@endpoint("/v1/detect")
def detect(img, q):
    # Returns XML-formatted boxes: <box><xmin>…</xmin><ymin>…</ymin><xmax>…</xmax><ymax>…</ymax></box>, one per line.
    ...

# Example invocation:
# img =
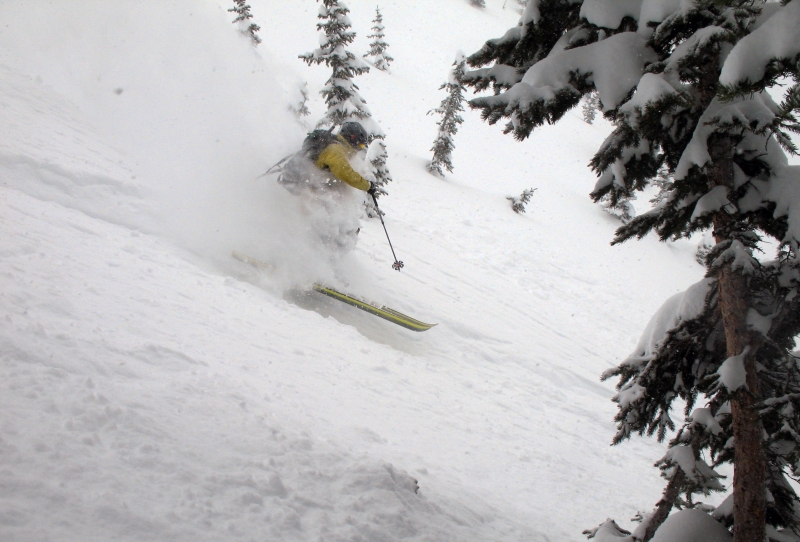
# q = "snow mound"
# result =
<box><xmin>720</xmin><ymin>0</ymin><xmax>800</xmax><ymax>88</ymax></box>
<box><xmin>619</xmin><ymin>278</ymin><xmax>714</xmax><ymax>366</ymax></box>
<box><xmin>651</xmin><ymin>509</ymin><xmax>731</xmax><ymax>542</ymax></box>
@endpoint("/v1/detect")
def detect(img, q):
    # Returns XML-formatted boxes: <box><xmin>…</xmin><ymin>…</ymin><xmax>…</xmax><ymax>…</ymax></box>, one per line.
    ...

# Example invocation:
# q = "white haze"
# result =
<box><xmin>0</xmin><ymin>0</ymin><xmax>356</xmax><ymax>291</ymax></box>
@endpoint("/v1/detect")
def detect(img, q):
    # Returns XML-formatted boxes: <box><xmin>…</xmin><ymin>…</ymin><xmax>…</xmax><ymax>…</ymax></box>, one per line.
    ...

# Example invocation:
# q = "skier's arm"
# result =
<box><xmin>316</xmin><ymin>144</ymin><xmax>371</xmax><ymax>191</ymax></box>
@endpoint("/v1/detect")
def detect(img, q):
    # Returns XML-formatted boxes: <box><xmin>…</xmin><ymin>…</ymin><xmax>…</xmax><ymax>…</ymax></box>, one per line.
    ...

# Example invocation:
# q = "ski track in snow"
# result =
<box><xmin>0</xmin><ymin>1</ymin><xmax>712</xmax><ymax>541</ymax></box>
<box><xmin>2</xmin><ymin>187</ymin><xmax>518</xmax><ymax>542</ymax></box>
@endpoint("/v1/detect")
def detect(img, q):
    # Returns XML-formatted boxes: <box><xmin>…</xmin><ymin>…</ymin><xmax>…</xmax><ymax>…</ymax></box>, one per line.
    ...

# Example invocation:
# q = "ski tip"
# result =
<box><xmin>231</xmin><ymin>251</ymin><xmax>276</xmax><ymax>273</ymax></box>
<box><xmin>312</xmin><ymin>284</ymin><xmax>436</xmax><ymax>332</ymax></box>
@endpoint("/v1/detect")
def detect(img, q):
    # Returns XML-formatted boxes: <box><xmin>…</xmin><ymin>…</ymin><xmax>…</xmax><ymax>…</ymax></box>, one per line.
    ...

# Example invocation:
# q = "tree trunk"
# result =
<box><xmin>642</xmin><ymin>462</ymin><xmax>686</xmax><ymax>542</ymax></box>
<box><xmin>642</xmin><ymin>431</ymin><xmax>707</xmax><ymax>542</ymax></box>
<box><xmin>718</xmin><ymin>268</ymin><xmax>766</xmax><ymax>542</ymax></box>
<box><xmin>709</xmin><ymin>133</ymin><xmax>767</xmax><ymax>542</ymax></box>
<box><xmin>718</xmin><ymin>272</ymin><xmax>766</xmax><ymax>542</ymax></box>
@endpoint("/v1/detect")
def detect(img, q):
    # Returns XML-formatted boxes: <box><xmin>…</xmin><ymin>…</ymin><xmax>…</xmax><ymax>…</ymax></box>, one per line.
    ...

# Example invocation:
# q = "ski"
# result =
<box><xmin>311</xmin><ymin>284</ymin><xmax>436</xmax><ymax>332</ymax></box>
<box><xmin>232</xmin><ymin>251</ymin><xmax>436</xmax><ymax>332</ymax></box>
<box><xmin>232</xmin><ymin>250</ymin><xmax>276</xmax><ymax>272</ymax></box>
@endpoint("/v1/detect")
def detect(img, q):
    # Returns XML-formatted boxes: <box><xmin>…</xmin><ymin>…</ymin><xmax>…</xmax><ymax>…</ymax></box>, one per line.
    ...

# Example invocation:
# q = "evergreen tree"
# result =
<box><xmin>300</xmin><ymin>0</ymin><xmax>392</xmax><ymax>191</ymax></box>
<box><xmin>364</xmin><ymin>7</ymin><xmax>393</xmax><ymax>71</ymax></box>
<box><xmin>299</xmin><ymin>0</ymin><xmax>371</xmax><ymax>127</ymax></box>
<box><xmin>581</xmin><ymin>90</ymin><xmax>599</xmax><ymax>124</ymax></box>
<box><xmin>465</xmin><ymin>1</ymin><xmax>800</xmax><ymax>541</ymax></box>
<box><xmin>427</xmin><ymin>53</ymin><xmax>467</xmax><ymax>177</ymax></box>
<box><xmin>228</xmin><ymin>0</ymin><xmax>261</xmax><ymax>47</ymax></box>
<box><xmin>598</xmin><ymin>191</ymin><xmax>634</xmax><ymax>223</ymax></box>
<box><xmin>288</xmin><ymin>81</ymin><xmax>311</xmax><ymax>127</ymax></box>
<box><xmin>507</xmin><ymin>188</ymin><xmax>537</xmax><ymax>214</ymax></box>
<box><xmin>368</xmin><ymin>139</ymin><xmax>392</xmax><ymax>190</ymax></box>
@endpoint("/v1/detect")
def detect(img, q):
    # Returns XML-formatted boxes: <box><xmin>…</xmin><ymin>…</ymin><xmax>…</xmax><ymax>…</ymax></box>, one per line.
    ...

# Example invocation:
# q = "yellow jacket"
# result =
<box><xmin>315</xmin><ymin>135</ymin><xmax>371</xmax><ymax>191</ymax></box>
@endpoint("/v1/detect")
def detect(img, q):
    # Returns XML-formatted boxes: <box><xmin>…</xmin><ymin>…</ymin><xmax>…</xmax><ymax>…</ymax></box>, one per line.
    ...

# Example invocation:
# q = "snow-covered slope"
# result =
<box><xmin>1</xmin><ymin>1</ymin><xmax>708</xmax><ymax>541</ymax></box>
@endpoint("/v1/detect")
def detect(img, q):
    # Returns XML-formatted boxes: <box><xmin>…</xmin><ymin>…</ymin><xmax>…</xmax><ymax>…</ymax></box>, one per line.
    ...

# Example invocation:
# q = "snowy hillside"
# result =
<box><xmin>0</xmin><ymin>1</ymin><xmax>721</xmax><ymax>541</ymax></box>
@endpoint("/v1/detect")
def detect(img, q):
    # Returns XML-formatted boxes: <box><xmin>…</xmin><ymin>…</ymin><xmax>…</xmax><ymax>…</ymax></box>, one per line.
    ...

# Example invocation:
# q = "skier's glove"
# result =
<box><xmin>367</xmin><ymin>182</ymin><xmax>378</xmax><ymax>197</ymax></box>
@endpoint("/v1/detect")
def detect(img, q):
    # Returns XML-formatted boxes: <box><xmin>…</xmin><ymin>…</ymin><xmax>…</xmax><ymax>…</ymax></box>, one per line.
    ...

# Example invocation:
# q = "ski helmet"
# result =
<box><xmin>340</xmin><ymin>122</ymin><xmax>369</xmax><ymax>149</ymax></box>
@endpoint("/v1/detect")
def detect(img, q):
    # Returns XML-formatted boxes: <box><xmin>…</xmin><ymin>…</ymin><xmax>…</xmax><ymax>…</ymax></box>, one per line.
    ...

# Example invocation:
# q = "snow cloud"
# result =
<box><xmin>0</xmin><ymin>0</ymin><xmax>341</xmax><ymax>289</ymax></box>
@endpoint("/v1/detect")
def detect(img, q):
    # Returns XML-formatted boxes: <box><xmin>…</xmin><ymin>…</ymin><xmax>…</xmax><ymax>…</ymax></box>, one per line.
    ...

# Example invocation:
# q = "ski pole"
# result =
<box><xmin>371</xmin><ymin>193</ymin><xmax>404</xmax><ymax>271</ymax></box>
<box><xmin>258</xmin><ymin>153</ymin><xmax>293</xmax><ymax>178</ymax></box>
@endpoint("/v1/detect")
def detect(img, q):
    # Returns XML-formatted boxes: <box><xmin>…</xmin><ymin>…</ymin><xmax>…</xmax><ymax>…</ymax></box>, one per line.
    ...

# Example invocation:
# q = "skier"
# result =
<box><xmin>315</xmin><ymin>122</ymin><xmax>376</xmax><ymax>194</ymax></box>
<box><xmin>276</xmin><ymin>122</ymin><xmax>377</xmax><ymax>254</ymax></box>
<box><xmin>276</xmin><ymin>121</ymin><xmax>378</xmax><ymax>195</ymax></box>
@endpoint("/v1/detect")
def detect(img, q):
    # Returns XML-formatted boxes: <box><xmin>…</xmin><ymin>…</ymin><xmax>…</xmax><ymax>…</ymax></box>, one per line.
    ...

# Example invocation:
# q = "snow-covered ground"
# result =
<box><xmin>0</xmin><ymin>1</ymin><xmax>717</xmax><ymax>540</ymax></box>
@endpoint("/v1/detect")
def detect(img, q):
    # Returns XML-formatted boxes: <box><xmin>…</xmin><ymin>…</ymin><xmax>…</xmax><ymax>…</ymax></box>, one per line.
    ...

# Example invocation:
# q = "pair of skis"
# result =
<box><xmin>231</xmin><ymin>251</ymin><xmax>436</xmax><ymax>332</ymax></box>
